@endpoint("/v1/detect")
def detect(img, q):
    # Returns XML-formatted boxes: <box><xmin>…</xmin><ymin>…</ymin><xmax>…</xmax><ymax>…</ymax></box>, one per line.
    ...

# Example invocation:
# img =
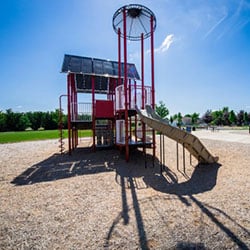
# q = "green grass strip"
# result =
<box><xmin>0</xmin><ymin>130</ymin><xmax>92</xmax><ymax>144</ymax></box>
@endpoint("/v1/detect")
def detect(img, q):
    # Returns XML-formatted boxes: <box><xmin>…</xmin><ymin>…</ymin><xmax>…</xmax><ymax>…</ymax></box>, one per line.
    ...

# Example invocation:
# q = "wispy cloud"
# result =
<box><xmin>154</xmin><ymin>34</ymin><xmax>174</xmax><ymax>53</ymax></box>
<box><xmin>216</xmin><ymin>0</ymin><xmax>249</xmax><ymax>40</ymax></box>
<box><xmin>203</xmin><ymin>13</ymin><xmax>228</xmax><ymax>39</ymax></box>
<box><xmin>129</xmin><ymin>34</ymin><xmax>174</xmax><ymax>61</ymax></box>
<box><xmin>234</xmin><ymin>0</ymin><xmax>244</xmax><ymax>17</ymax></box>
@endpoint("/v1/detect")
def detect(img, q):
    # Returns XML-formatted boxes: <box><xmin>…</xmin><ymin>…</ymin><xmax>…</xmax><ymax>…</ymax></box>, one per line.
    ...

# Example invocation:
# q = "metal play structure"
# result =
<box><xmin>59</xmin><ymin>4</ymin><xmax>157</xmax><ymax>162</ymax></box>
<box><xmin>59</xmin><ymin>4</ymin><xmax>218</xmax><ymax>165</ymax></box>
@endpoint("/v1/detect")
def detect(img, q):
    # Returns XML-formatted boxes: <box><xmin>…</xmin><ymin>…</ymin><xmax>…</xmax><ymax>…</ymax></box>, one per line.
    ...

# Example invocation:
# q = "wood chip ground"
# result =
<box><xmin>0</xmin><ymin>130</ymin><xmax>250</xmax><ymax>249</ymax></box>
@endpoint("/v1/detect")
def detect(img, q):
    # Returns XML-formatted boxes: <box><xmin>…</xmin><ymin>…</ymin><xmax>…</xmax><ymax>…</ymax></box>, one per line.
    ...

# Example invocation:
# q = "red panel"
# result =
<box><xmin>95</xmin><ymin>100</ymin><xmax>114</xmax><ymax>118</ymax></box>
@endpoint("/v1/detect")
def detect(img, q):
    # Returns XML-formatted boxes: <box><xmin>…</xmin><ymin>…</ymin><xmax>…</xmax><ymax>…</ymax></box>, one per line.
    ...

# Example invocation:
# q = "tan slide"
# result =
<box><xmin>136</xmin><ymin>105</ymin><xmax>219</xmax><ymax>164</ymax></box>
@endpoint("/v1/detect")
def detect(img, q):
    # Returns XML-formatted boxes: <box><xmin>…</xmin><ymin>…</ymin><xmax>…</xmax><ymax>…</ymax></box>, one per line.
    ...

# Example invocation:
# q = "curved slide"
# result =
<box><xmin>136</xmin><ymin>105</ymin><xmax>219</xmax><ymax>164</ymax></box>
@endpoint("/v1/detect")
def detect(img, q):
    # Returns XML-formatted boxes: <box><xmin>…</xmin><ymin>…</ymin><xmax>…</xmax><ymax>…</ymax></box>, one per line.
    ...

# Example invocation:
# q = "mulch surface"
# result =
<box><xmin>0</xmin><ymin>136</ymin><xmax>249</xmax><ymax>249</ymax></box>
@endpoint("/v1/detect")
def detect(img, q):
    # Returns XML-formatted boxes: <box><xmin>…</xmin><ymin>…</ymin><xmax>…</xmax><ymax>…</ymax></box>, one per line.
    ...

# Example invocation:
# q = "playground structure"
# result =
<box><xmin>59</xmin><ymin>4</ymin><xmax>218</xmax><ymax>164</ymax></box>
<box><xmin>59</xmin><ymin>4</ymin><xmax>157</xmax><ymax>162</ymax></box>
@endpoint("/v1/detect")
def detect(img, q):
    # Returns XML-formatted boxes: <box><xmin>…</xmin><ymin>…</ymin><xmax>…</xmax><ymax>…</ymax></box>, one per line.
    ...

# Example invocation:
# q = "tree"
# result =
<box><xmin>27</xmin><ymin>112</ymin><xmax>43</xmax><ymax>130</ymax></box>
<box><xmin>237</xmin><ymin>110</ymin><xmax>244</xmax><ymax>126</ymax></box>
<box><xmin>177</xmin><ymin>112</ymin><xmax>182</xmax><ymax>127</ymax></box>
<box><xmin>5</xmin><ymin>109</ymin><xmax>19</xmax><ymax>131</ymax></box>
<box><xmin>244</xmin><ymin>112</ymin><xmax>249</xmax><ymax>125</ymax></box>
<box><xmin>16</xmin><ymin>113</ymin><xmax>31</xmax><ymax>131</ymax></box>
<box><xmin>42</xmin><ymin>110</ymin><xmax>59</xmax><ymax>130</ymax></box>
<box><xmin>201</xmin><ymin>110</ymin><xmax>213</xmax><ymax>124</ymax></box>
<box><xmin>211</xmin><ymin>110</ymin><xmax>223</xmax><ymax>125</ymax></box>
<box><xmin>0</xmin><ymin>111</ymin><xmax>7</xmax><ymax>132</ymax></box>
<box><xmin>247</xmin><ymin>113</ymin><xmax>250</xmax><ymax>125</ymax></box>
<box><xmin>170</xmin><ymin>116</ymin><xmax>173</xmax><ymax>124</ymax></box>
<box><xmin>222</xmin><ymin>107</ymin><xmax>230</xmax><ymax>126</ymax></box>
<box><xmin>4</xmin><ymin>109</ymin><xmax>30</xmax><ymax>131</ymax></box>
<box><xmin>229</xmin><ymin>110</ymin><xmax>237</xmax><ymax>125</ymax></box>
<box><xmin>155</xmin><ymin>101</ymin><xmax>169</xmax><ymax>120</ymax></box>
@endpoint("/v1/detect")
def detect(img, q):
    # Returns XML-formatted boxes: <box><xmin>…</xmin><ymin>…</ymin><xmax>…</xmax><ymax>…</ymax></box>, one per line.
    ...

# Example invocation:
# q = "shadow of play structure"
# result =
<box><xmin>59</xmin><ymin>3</ymin><xmax>218</xmax><ymax>166</ymax></box>
<box><xmin>11</xmin><ymin>137</ymin><xmax>248</xmax><ymax>248</ymax></box>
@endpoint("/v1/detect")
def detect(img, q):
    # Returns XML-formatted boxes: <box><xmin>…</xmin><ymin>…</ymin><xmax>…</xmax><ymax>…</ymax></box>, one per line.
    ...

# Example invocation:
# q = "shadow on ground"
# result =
<box><xmin>11</xmin><ymin>147</ymin><xmax>118</xmax><ymax>185</ymax></box>
<box><xmin>11</xmin><ymin>146</ymin><xmax>250</xmax><ymax>249</ymax></box>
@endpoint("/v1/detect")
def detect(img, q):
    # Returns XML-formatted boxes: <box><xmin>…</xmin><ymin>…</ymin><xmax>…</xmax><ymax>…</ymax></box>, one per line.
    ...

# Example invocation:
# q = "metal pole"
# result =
<box><xmin>123</xmin><ymin>8</ymin><xmax>129</xmax><ymax>162</ymax></box>
<box><xmin>59</xmin><ymin>94</ymin><xmax>67</xmax><ymax>154</ymax></box>
<box><xmin>160</xmin><ymin>133</ymin><xmax>162</xmax><ymax>172</ymax></box>
<box><xmin>67</xmin><ymin>74</ymin><xmax>72</xmax><ymax>155</ymax></box>
<box><xmin>163</xmin><ymin>135</ymin><xmax>165</xmax><ymax>168</ymax></box>
<box><xmin>71</xmin><ymin>75</ymin><xmax>75</xmax><ymax>150</ymax></box>
<box><xmin>150</xmin><ymin>15</ymin><xmax>156</xmax><ymax>164</ymax></box>
<box><xmin>183</xmin><ymin>143</ymin><xmax>186</xmax><ymax>173</ymax></box>
<box><xmin>176</xmin><ymin>142</ymin><xmax>179</xmax><ymax>171</ymax></box>
<box><xmin>92</xmin><ymin>75</ymin><xmax>96</xmax><ymax>151</ymax></box>
<box><xmin>74</xmin><ymin>80</ymin><xmax>78</xmax><ymax>146</ymax></box>
<box><xmin>134</xmin><ymin>80</ymin><xmax>137</xmax><ymax>143</ymax></box>
<box><xmin>141</xmin><ymin>33</ymin><xmax>145</xmax><ymax>109</ymax></box>
<box><xmin>118</xmin><ymin>28</ymin><xmax>121</xmax><ymax>86</ymax></box>
<box><xmin>141</xmin><ymin>32</ymin><xmax>147</xmax><ymax>159</ymax></box>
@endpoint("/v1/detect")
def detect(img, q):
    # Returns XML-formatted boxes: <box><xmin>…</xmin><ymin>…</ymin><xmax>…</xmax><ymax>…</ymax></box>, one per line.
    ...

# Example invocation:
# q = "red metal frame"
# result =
<box><xmin>92</xmin><ymin>75</ymin><xmax>96</xmax><ymax>151</ymax></box>
<box><xmin>123</xmin><ymin>8</ymin><xmax>129</xmax><ymax>162</ymax></box>
<box><xmin>141</xmin><ymin>33</ymin><xmax>146</xmax><ymax>156</ymax></box>
<box><xmin>67</xmin><ymin>74</ymin><xmax>72</xmax><ymax>155</ymax></box>
<box><xmin>118</xmin><ymin>28</ymin><xmax>121</xmax><ymax>86</ymax></box>
<box><xmin>64</xmin><ymin>6</ymin><xmax>156</xmax><ymax>163</ymax></box>
<box><xmin>71</xmin><ymin>74</ymin><xmax>77</xmax><ymax>150</ymax></box>
<box><xmin>150</xmin><ymin>15</ymin><xmax>156</xmax><ymax>161</ymax></box>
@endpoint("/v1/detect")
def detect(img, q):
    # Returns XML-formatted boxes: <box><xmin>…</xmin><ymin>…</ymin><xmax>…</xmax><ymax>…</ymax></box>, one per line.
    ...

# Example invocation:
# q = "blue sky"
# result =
<box><xmin>0</xmin><ymin>0</ymin><xmax>250</xmax><ymax>116</ymax></box>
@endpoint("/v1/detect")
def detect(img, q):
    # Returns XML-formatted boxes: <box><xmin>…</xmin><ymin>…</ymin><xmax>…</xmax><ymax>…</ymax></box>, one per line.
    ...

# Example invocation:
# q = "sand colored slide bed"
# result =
<box><xmin>136</xmin><ymin>105</ymin><xmax>219</xmax><ymax>164</ymax></box>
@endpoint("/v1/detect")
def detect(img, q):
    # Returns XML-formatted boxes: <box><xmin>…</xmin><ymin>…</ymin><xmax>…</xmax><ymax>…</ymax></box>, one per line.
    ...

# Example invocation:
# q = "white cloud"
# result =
<box><xmin>154</xmin><ymin>34</ymin><xmax>174</xmax><ymax>53</ymax></box>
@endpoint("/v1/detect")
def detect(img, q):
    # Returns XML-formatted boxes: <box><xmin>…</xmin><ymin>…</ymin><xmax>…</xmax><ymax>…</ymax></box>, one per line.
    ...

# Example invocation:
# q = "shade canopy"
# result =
<box><xmin>61</xmin><ymin>54</ymin><xmax>140</xmax><ymax>94</ymax></box>
<box><xmin>61</xmin><ymin>54</ymin><xmax>140</xmax><ymax>79</ymax></box>
<box><xmin>112</xmin><ymin>4</ymin><xmax>156</xmax><ymax>41</ymax></box>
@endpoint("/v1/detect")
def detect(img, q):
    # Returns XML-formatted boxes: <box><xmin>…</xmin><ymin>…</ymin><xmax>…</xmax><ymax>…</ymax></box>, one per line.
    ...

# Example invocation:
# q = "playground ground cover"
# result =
<box><xmin>0</xmin><ymin>130</ymin><xmax>249</xmax><ymax>249</ymax></box>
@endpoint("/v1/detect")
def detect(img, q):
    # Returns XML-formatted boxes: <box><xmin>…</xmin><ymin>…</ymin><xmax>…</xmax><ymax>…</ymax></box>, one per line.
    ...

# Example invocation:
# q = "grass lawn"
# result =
<box><xmin>0</xmin><ymin>130</ymin><xmax>92</xmax><ymax>144</ymax></box>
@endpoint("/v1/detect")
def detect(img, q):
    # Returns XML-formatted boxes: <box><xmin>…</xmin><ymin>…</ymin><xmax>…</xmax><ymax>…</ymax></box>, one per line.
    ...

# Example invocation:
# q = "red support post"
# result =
<box><xmin>150</xmin><ymin>15</ymin><xmax>155</xmax><ymax>109</ymax></box>
<box><xmin>141</xmin><ymin>33</ymin><xmax>145</xmax><ymax>109</ymax></box>
<box><xmin>134</xmin><ymin>80</ymin><xmax>137</xmax><ymax>143</ymax></box>
<box><xmin>71</xmin><ymin>74</ymin><xmax>76</xmax><ymax>149</ymax></box>
<box><xmin>123</xmin><ymin>8</ymin><xmax>129</xmax><ymax>162</ymax></box>
<box><xmin>150</xmin><ymin>15</ymin><xmax>156</xmax><ymax>161</ymax></box>
<box><xmin>92</xmin><ymin>75</ymin><xmax>96</xmax><ymax>151</ymax></box>
<box><xmin>141</xmin><ymin>33</ymin><xmax>146</xmax><ymax>155</ymax></box>
<box><xmin>75</xmin><ymin>84</ymin><xmax>78</xmax><ymax>146</ymax></box>
<box><xmin>67</xmin><ymin>73</ymin><xmax>72</xmax><ymax>155</ymax></box>
<box><xmin>118</xmin><ymin>28</ymin><xmax>121</xmax><ymax>87</ymax></box>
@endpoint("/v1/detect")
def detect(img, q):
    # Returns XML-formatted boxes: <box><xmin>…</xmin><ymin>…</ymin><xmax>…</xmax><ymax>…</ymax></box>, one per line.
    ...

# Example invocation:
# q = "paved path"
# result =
<box><xmin>193</xmin><ymin>129</ymin><xmax>250</xmax><ymax>144</ymax></box>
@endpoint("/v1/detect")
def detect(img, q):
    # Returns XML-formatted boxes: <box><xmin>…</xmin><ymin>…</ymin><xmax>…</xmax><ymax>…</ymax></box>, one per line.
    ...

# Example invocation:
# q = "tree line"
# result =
<box><xmin>156</xmin><ymin>101</ymin><xmax>250</xmax><ymax>127</ymax></box>
<box><xmin>0</xmin><ymin>109</ymin><xmax>67</xmax><ymax>132</ymax></box>
<box><xmin>1</xmin><ymin>104</ymin><xmax>250</xmax><ymax>132</ymax></box>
